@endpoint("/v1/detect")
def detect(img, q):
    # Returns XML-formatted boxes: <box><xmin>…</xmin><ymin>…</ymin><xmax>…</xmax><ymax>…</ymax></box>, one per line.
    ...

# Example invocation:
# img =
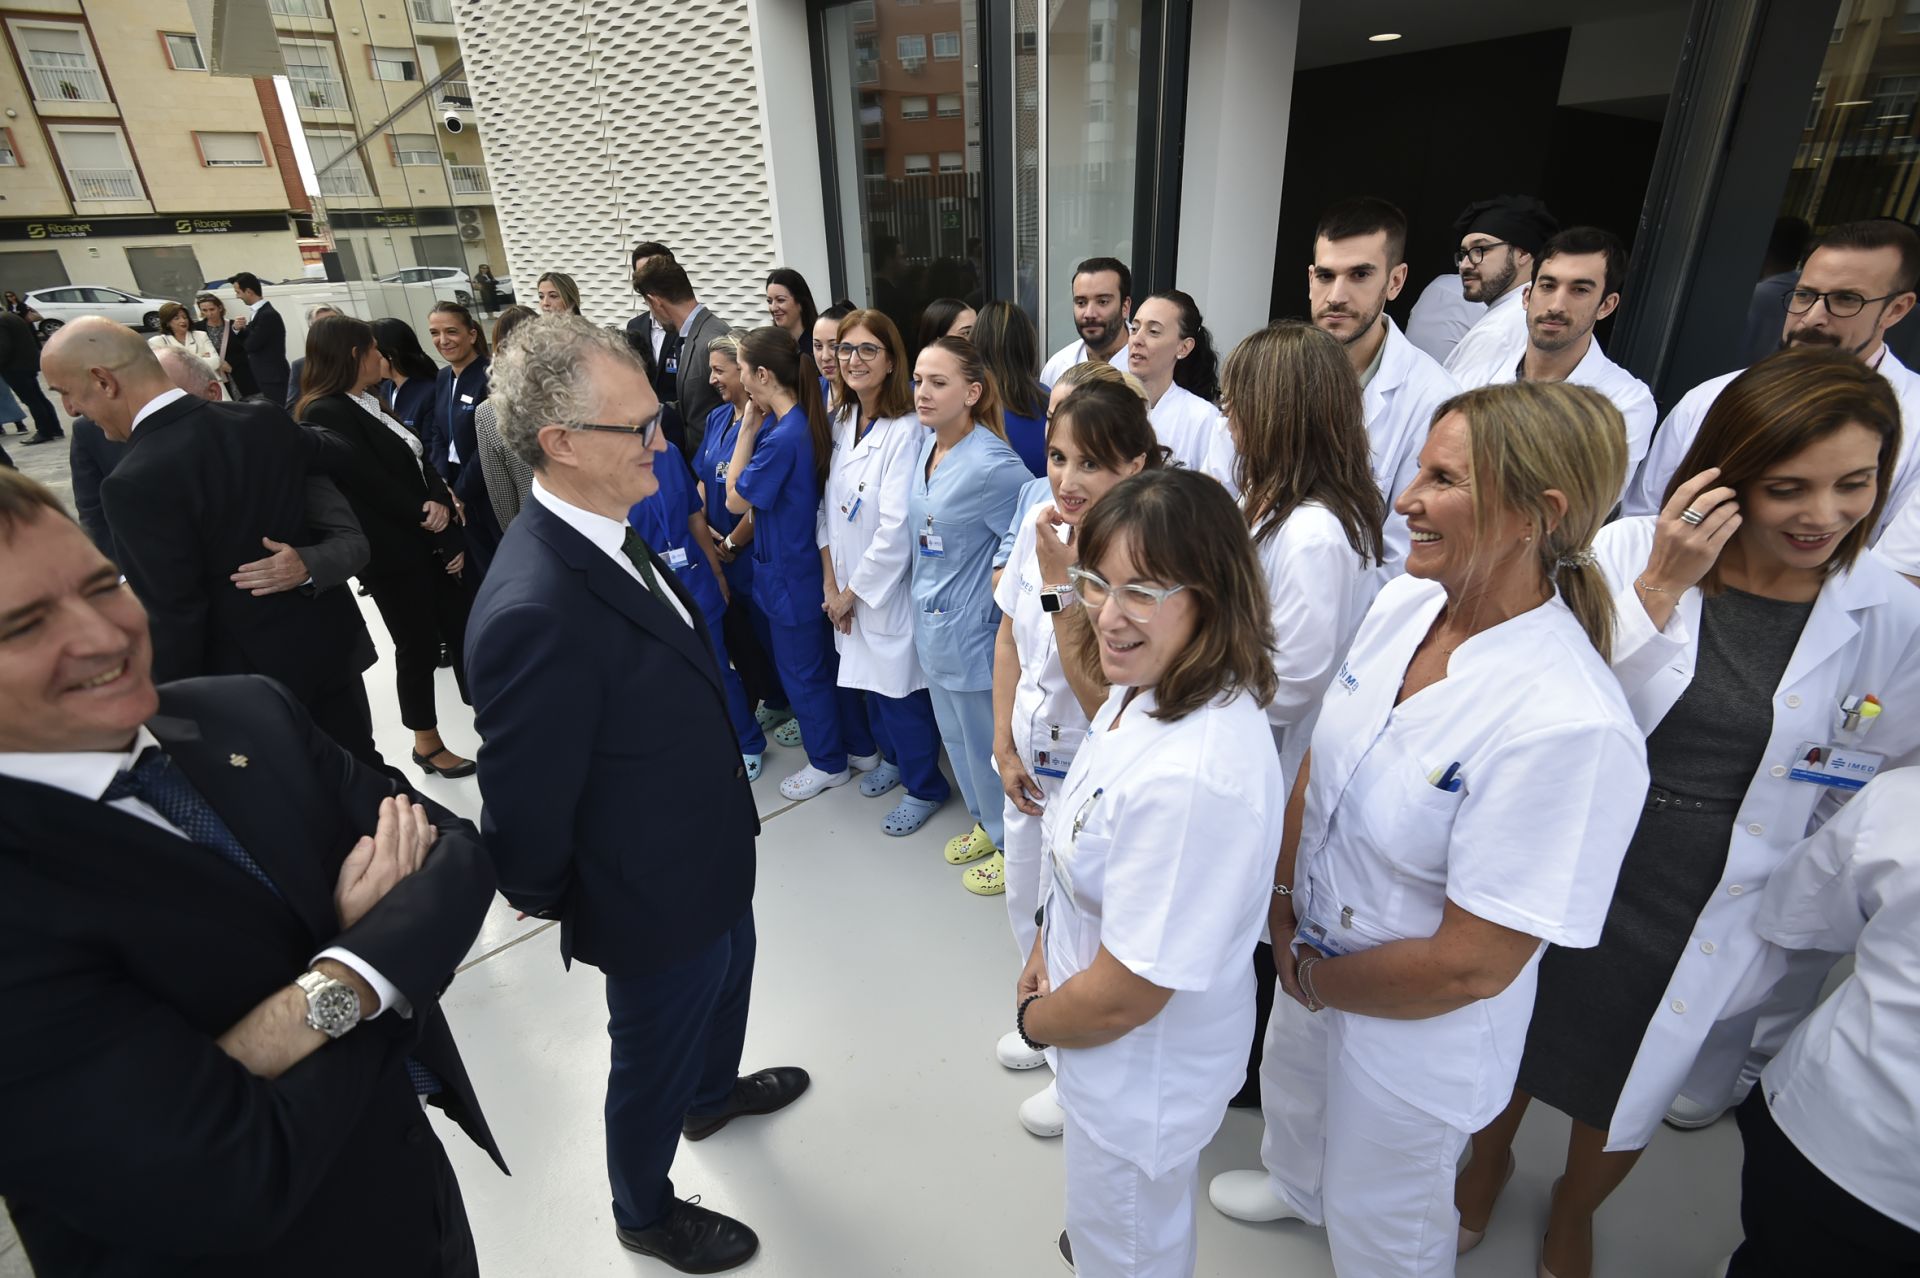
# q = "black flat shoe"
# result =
<box><xmin>682</xmin><ymin>1066</ymin><xmax>811</xmax><ymax>1141</ymax></box>
<box><xmin>412</xmin><ymin>748</ymin><xmax>477</xmax><ymax>778</ymax></box>
<box><xmin>1058</xmin><ymin>1229</ymin><xmax>1075</xmax><ymax>1272</ymax></box>
<box><xmin>22</xmin><ymin>433</ymin><xmax>62</xmax><ymax>445</ymax></box>
<box><xmin>616</xmin><ymin>1197</ymin><xmax>759</xmax><ymax>1274</ymax></box>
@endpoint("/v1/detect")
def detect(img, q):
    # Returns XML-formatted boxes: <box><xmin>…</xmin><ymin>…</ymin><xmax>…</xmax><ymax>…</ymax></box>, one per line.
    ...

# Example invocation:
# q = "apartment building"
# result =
<box><xmin>268</xmin><ymin>0</ymin><xmax>506</xmax><ymax>290</ymax></box>
<box><xmin>0</xmin><ymin>0</ymin><xmax>308</xmax><ymax>305</ymax></box>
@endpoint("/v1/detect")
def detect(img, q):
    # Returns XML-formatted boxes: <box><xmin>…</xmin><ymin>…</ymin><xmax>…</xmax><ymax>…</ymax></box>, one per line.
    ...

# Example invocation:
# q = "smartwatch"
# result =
<box><xmin>1038</xmin><ymin>583</ymin><xmax>1078</xmax><ymax>614</ymax></box>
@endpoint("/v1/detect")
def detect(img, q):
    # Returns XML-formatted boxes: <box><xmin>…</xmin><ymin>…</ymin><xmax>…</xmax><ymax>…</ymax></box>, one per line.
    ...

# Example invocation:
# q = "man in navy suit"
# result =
<box><xmin>230</xmin><ymin>272</ymin><xmax>291</xmax><ymax>407</ymax></box>
<box><xmin>466</xmin><ymin>315</ymin><xmax>806</xmax><ymax>1275</ymax></box>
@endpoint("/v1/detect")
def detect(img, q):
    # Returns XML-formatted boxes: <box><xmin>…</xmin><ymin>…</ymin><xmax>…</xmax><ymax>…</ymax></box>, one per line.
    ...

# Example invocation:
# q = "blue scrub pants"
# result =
<box><xmin>927</xmin><ymin>683</ymin><xmax>1003</xmax><ymax>847</ymax></box>
<box><xmin>727</xmin><ymin>588</ymin><xmax>788</xmax><ymax>713</ymax></box>
<box><xmin>868</xmin><ymin>688</ymin><xmax>952</xmax><ymax>805</ymax></box>
<box><xmin>700</xmin><ymin>599</ymin><xmax>766</xmax><ymax>755</ymax></box>
<box><xmin>766</xmin><ymin>614</ymin><xmax>876</xmax><ymax>774</ymax></box>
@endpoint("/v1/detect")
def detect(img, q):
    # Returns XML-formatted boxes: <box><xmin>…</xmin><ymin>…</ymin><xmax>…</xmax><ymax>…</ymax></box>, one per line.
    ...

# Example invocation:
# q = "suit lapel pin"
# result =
<box><xmin>229</xmin><ymin>753</ymin><xmax>249</xmax><ymax>768</ymax></box>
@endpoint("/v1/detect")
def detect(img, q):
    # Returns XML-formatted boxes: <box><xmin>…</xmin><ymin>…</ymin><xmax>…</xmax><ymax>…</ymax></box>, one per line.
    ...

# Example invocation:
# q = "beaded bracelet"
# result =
<box><xmin>1017</xmin><ymin>992</ymin><xmax>1050</xmax><ymax>1051</ymax></box>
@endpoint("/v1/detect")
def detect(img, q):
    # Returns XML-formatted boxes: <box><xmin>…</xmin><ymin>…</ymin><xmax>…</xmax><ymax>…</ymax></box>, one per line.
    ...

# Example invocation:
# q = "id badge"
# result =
<box><xmin>664</xmin><ymin>546</ymin><xmax>690</xmax><ymax>571</ymax></box>
<box><xmin>459</xmin><ymin>393</ymin><xmax>474</xmax><ymax>405</ymax></box>
<box><xmin>1786</xmin><ymin>740</ymin><xmax>1884</xmax><ymax>791</ymax></box>
<box><xmin>1296</xmin><ymin>891</ymin><xmax>1358</xmax><ymax>958</ymax></box>
<box><xmin>918</xmin><ymin>532</ymin><xmax>945</xmax><ymax>557</ymax></box>
<box><xmin>1031</xmin><ymin>722</ymin><xmax>1084</xmax><ymax>779</ymax></box>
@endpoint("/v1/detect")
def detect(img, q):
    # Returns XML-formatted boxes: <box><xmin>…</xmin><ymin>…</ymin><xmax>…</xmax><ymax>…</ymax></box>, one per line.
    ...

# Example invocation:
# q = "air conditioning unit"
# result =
<box><xmin>901</xmin><ymin>56</ymin><xmax>924</xmax><ymax>74</ymax></box>
<box><xmin>456</xmin><ymin>207</ymin><xmax>481</xmax><ymax>226</ymax></box>
<box><xmin>458</xmin><ymin>222</ymin><xmax>483</xmax><ymax>242</ymax></box>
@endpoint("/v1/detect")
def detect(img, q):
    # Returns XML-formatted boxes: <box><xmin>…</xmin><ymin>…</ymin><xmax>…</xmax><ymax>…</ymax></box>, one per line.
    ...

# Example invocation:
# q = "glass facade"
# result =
<box><xmin>1786</xmin><ymin>2</ymin><xmax>1920</xmax><ymax>229</ymax></box>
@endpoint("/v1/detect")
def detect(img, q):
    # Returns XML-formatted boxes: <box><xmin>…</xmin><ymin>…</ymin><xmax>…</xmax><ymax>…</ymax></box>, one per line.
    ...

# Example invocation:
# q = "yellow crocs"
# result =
<box><xmin>944</xmin><ymin>822</ymin><xmax>996</xmax><ymax>865</ymax></box>
<box><xmin>962</xmin><ymin>851</ymin><xmax>1007</xmax><ymax>895</ymax></box>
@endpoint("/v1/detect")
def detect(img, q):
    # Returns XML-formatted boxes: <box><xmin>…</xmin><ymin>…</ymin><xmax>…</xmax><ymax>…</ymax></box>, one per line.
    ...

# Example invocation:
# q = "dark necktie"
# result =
<box><xmin>621</xmin><ymin>528</ymin><xmax>672</xmax><ymax>602</ymax></box>
<box><xmin>105</xmin><ymin>747</ymin><xmax>442</xmax><ymax>1096</ymax></box>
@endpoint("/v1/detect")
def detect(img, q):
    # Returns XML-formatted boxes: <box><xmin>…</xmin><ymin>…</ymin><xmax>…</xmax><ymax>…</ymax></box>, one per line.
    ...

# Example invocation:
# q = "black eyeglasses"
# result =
<box><xmin>836</xmin><ymin>341</ymin><xmax>886</xmax><ymax>364</ymax></box>
<box><xmin>573</xmin><ymin>413</ymin><xmax>662</xmax><ymax>447</ymax></box>
<box><xmin>1454</xmin><ymin>241</ymin><xmax>1508</xmax><ymax>267</ymax></box>
<box><xmin>1783</xmin><ymin>288</ymin><xmax>1904</xmax><ymax>318</ymax></box>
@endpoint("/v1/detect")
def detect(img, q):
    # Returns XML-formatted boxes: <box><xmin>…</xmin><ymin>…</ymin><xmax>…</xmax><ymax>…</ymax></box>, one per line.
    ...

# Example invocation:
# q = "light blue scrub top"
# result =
<box><xmin>732</xmin><ymin>404</ymin><xmax>824</xmax><ymax>628</ymax></box>
<box><xmin>908</xmin><ymin>425</ymin><xmax>1028</xmax><ymax>691</ymax></box>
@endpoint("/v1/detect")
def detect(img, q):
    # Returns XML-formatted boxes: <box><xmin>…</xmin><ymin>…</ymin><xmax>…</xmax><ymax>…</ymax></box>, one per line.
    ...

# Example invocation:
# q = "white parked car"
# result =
<box><xmin>22</xmin><ymin>284</ymin><xmax>176</xmax><ymax>335</ymax></box>
<box><xmin>373</xmin><ymin>267</ymin><xmax>474</xmax><ymax>307</ymax></box>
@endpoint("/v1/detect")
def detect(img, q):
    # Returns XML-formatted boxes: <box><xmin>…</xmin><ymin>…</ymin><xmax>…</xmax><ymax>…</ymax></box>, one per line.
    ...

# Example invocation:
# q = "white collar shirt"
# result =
<box><xmin>1442</xmin><ymin>286</ymin><xmax>1527</xmax><ymax>381</ymax></box>
<box><xmin>993</xmin><ymin>507</ymin><xmax>1090</xmax><ymax>771</ymax></box>
<box><xmin>1362</xmin><ymin>319</ymin><xmax>1460</xmax><ymax>576</ymax></box>
<box><xmin>531</xmin><ymin>477</ymin><xmax>692</xmax><ymax>627</ymax></box>
<box><xmin>1147</xmin><ymin>382</ymin><xmax>1230</xmax><ymax>478</ymax></box>
<box><xmin>129</xmin><ymin>388</ymin><xmax>189</xmax><ymax>435</ymax></box>
<box><xmin>246</xmin><ymin>297</ymin><xmax>267</xmax><ymax>319</ymax></box>
<box><xmin>1041</xmin><ymin>684</ymin><xmax>1283</xmax><ymax>1177</ymax></box>
<box><xmin>1405</xmin><ymin>270</ymin><xmax>1487</xmax><ymax>364</ymax></box>
<box><xmin>1753</xmin><ymin>766</ymin><xmax>1920</xmax><ymax>1232</ymax></box>
<box><xmin>0</xmin><ymin>726</ymin><xmax>402</xmax><ymax>1016</ymax></box>
<box><xmin>1039</xmin><ymin>338</ymin><xmax>1129</xmax><ymax>387</ymax></box>
<box><xmin>1296</xmin><ymin>574</ymin><xmax>1647</xmax><ymax>1129</ymax></box>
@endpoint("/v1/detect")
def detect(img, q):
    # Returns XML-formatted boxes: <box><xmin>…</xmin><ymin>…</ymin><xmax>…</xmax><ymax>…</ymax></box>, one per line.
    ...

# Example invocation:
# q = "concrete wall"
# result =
<box><xmin>0</xmin><ymin>229</ymin><xmax>304</xmax><ymax>295</ymax></box>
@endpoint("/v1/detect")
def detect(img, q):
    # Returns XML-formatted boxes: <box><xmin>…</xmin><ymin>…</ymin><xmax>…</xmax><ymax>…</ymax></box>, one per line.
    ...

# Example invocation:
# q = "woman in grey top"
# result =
<box><xmin>474</xmin><ymin>304</ymin><xmax>538</xmax><ymax>530</ymax></box>
<box><xmin>1455</xmin><ymin>346</ymin><xmax>1920</xmax><ymax>1278</ymax></box>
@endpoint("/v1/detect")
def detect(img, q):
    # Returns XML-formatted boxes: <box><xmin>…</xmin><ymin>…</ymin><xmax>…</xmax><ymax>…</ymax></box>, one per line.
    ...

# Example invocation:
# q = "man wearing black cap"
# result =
<box><xmin>1441</xmin><ymin>194</ymin><xmax>1558</xmax><ymax>380</ymax></box>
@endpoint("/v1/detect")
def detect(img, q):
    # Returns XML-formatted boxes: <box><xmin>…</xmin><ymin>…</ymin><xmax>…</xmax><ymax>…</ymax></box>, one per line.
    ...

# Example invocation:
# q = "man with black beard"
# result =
<box><xmin>1442</xmin><ymin>194</ymin><xmax>1558</xmax><ymax>380</ymax></box>
<box><xmin>1039</xmin><ymin>256</ymin><xmax>1134</xmax><ymax>385</ymax></box>
<box><xmin>1628</xmin><ymin>218</ymin><xmax>1920</xmax><ymax>542</ymax></box>
<box><xmin>1306</xmin><ymin>196</ymin><xmax>1458</xmax><ymax>573</ymax></box>
<box><xmin>1450</xmin><ymin>226</ymin><xmax>1654</xmax><ymax>507</ymax></box>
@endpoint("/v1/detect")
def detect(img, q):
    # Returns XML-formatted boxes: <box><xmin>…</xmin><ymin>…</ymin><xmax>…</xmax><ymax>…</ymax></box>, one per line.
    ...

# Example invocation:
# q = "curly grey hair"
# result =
<box><xmin>491</xmin><ymin>314</ymin><xmax>647</xmax><ymax>470</ymax></box>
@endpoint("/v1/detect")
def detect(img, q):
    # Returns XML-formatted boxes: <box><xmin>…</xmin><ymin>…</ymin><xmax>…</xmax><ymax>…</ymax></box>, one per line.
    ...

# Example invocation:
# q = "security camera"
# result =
<box><xmin>442</xmin><ymin>110</ymin><xmax>465</xmax><ymax>134</ymax></box>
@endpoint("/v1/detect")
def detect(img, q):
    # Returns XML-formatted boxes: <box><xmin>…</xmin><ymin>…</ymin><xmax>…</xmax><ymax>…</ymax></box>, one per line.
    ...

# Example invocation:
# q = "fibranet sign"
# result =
<box><xmin>0</xmin><ymin>213</ymin><xmax>291</xmax><ymax>242</ymax></box>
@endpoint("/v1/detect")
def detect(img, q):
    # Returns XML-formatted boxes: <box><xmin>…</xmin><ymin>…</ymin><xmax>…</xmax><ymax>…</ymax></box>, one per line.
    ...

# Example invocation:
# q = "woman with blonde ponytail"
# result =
<box><xmin>1210</xmin><ymin>380</ymin><xmax>1649</xmax><ymax>1278</ymax></box>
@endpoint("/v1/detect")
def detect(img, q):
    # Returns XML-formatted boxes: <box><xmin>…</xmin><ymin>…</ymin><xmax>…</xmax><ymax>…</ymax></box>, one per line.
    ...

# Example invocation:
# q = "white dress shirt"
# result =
<box><xmin>129</xmin><ymin>387</ymin><xmax>189</xmax><ymax>434</ymax></box>
<box><xmin>530</xmin><ymin>476</ymin><xmax>694</xmax><ymax>626</ymax></box>
<box><xmin>1039</xmin><ymin>338</ymin><xmax>1130</xmax><ymax>387</ymax></box>
<box><xmin>0</xmin><ymin>726</ymin><xmax>403</xmax><ymax>1016</ymax></box>
<box><xmin>1442</xmin><ymin>287</ymin><xmax>1528</xmax><ymax>381</ymax></box>
<box><xmin>1753</xmin><ymin>766</ymin><xmax>1920</xmax><ymax>1231</ymax></box>
<box><xmin>1404</xmin><ymin>271</ymin><xmax>1487</xmax><ymax>365</ymax></box>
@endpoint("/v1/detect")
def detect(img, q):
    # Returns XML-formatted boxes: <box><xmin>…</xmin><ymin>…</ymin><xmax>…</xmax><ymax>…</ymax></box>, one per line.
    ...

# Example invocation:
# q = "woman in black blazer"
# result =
<box><xmin>296</xmin><ymin>314</ymin><xmax>476</xmax><ymax>777</ymax></box>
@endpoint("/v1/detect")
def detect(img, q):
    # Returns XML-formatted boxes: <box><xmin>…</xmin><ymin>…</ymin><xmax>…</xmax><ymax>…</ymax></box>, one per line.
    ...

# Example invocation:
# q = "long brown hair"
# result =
<box><xmin>837</xmin><ymin>308</ymin><xmax>914</xmax><ymax>420</ymax></box>
<box><xmin>1666</xmin><ymin>345</ymin><xmax>1900</xmax><ymax>593</ymax></box>
<box><xmin>740</xmin><ymin>325</ymin><xmax>832</xmax><ymax>487</ymax></box>
<box><xmin>536</xmin><ymin>271</ymin><xmax>582</xmax><ymax>317</ymax></box>
<box><xmin>922</xmin><ymin>335</ymin><xmax>1006</xmax><ymax>440</ymax></box>
<box><xmin>1068</xmin><ymin>468</ymin><xmax>1278</xmax><ymax>720</ymax></box>
<box><xmin>971</xmin><ymin>300</ymin><xmax>1048</xmax><ymax>419</ymax></box>
<box><xmin>1224</xmin><ymin>321</ymin><xmax>1385</xmax><ymax>565</ymax></box>
<box><xmin>1439</xmin><ymin>380</ymin><xmax>1627</xmax><ymax>659</ymax></box>
<box><xmin>1049</xmin><ymin>380</ymin><xmax>1168</xmax><ymax>473</ymax></box>
<box><xmin>294</xmin><ymin>314</ymin><xmax>377</xmax><ymax>421</ymax></box>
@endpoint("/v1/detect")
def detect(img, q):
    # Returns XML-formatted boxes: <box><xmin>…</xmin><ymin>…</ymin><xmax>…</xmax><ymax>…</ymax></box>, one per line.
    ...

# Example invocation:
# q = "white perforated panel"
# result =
<box><xmin>453</xmin><ymin>0</ymin><xmax>779</xmax><ymax>331</ymax></box>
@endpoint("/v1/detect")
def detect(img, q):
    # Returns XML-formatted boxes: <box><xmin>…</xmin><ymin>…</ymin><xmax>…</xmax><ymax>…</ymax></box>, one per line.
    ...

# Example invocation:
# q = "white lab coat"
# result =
<box><xmin>1589</xmin><ymin>515</ymin><xmax>1920</xmax><ymax>1149</ymax></box>
<box><xmin>1363</xmin><ymin>320</ymin><xmax>1460</xmax><ymax>576</ymax></box>
<box><xmin>1625</xmin><ymin>347</ymin><xmax>1920</xmax><ymax>540</ymax></box>
<box><xmin>1441</xmin><ymin>287</ymin><xmax>1526</xmax><ymax>382</ymax></box>
<box><xmin>994</xmin><ymin>506</ymin><xmax>1090</xmax><ymax>958</ymax></box>
<box><xmin>1749</xmin><ymin>766</ymin><xmax>1920</xmax><ymax>1232</ymax></box>
<box><xmin>1250</xmin><ymin>501</ymin><xmax>1381</xmax><ymax>798</ymax></box>
<box><xmin>1040</xmin><ymin>338</ymin><xmax>1130</xmax><ymax>387</ymax></box>
<box><xmin>1258</xmin><ymin>575</ymin><xmax>1645</xmax><ymax>1278</ymax></box>
<box><xmin>1870</xmin><ymin>481</ymin><xmax>1920</xmax><ymax>576</ymax></box>
<box><xmin>1146</xmin><ymin>382</ymin><xmax>1234</xmax><ymax>485</ymax></box>
<box><xmin>1045</xmin><ymin>684</ymin><xmax>1282</xmax><ymax>1179</ymax></box>
<box><xmin>817</xmin><ymin>407</ymin><xmax>925</xmax><ymax>698</ymax></box>
<box><xmin>1446</xmin><ymin>333</ymin><xmax>1656</xmax><ymax>509</ymax></box>
<box><xmin>1404</xmin><ymin>271</ymin><xmax>1486</xmax><ymax>365</ymax></box>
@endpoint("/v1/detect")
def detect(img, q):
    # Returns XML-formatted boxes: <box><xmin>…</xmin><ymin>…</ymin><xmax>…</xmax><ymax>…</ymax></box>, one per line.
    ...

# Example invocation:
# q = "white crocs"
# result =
<box><xmin>779</xmin><ymin>764</ymin><xmax>851</xmax><ymax>800</ymax></box>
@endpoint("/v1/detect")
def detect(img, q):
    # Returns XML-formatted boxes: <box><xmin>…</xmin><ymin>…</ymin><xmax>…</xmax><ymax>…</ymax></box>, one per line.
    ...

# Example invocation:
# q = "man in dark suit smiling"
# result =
<box><xmin>467</xmin><ymin>315</ymin><xmax>807</xmax><ymax>1275</ymax></box>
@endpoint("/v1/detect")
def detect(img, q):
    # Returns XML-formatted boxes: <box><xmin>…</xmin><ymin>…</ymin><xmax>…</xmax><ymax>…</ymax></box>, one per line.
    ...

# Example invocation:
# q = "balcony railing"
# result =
<box><xmin>269</xmin><ymin>0</ymin><xmax>328</xmax><ymax>16</ymax></box>
<box><xmin>438</xmin><ymin>79</ymin><xmax>472</xmax><ymax>108</ymax></box>
<box><xmin>318</xmin><ymin>167</ymin><xmax>372</xmax><ymax>196</ymax></box>
<box><xmin>410</xmin><ymin>0</ymin><xmax>455</xmax><ymax>22</ymax></box>
<box><xmin>68</xmin><ymin>167</ymin><xmax>141</xmax><ymax>199</ymax></box>
<box><xmin>27</xmin><ymin>61</ymin><xmax>108</xmax><ymax>103</ymax></box>
<box><xmin>287</xmin><ymin>70</ymin><xmax>348</xmax><ymax>110</ymax></box>
<box><xmin>449</xmin><ymin>164</ymin><xmax>489</xmax><ymax>194</ymax></box>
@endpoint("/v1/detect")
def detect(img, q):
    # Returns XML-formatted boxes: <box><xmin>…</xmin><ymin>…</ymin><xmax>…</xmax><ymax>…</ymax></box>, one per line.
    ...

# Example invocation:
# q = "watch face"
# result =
<box><xmin>312</xmin><ymin>981</ymin><xmax>360</xmax><ymax>1034</ymax></box>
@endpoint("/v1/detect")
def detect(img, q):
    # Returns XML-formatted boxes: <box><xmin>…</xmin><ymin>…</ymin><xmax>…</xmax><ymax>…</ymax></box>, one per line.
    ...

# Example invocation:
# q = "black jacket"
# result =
<box><xmin>299</xmin><ymin>392</ymin><xmax>463</xmax><ymax>578</ymax></box>
<box><xmin>240</xmin><ymin>301</ymin><xmax>290</xmax><ymax>402</ymax></box>
<box><xmin>99</xmin><ymin>394</ymin><xmax>375</xmax><ymax>701</ymax></box>
<box><xmin>67</xmin><ymin>416</ymin><xmax>127</xmax><ymax>556</ymax></box>
<box><xmin>0</xmin><ymin>675</ymin><xmax>504</xmax><ymax>1276</ymax></box>
<box><xmin>0</xmin><ymin>309</ymin><xmax>39</xmax><ymax>375</ymax></box>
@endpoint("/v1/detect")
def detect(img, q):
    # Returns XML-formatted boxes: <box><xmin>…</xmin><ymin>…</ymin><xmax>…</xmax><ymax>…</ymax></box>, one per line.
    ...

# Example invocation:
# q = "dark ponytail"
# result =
<box><xmin>1146</xmin><ymin>289</ymin><xmax>1219</xmax><ymax>403</ymax></box>
<box><xmin>741</xmin><ymin>325</ymin><xmax>832</xmax><ymax>487</ymax></box>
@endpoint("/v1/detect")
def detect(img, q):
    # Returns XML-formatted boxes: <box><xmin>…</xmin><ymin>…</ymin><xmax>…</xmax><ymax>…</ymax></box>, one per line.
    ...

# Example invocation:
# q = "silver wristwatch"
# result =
<box><xmin>295</xmin><ymin>969</ymin><xmax>362</xmax><ymax>1039</ymax></box>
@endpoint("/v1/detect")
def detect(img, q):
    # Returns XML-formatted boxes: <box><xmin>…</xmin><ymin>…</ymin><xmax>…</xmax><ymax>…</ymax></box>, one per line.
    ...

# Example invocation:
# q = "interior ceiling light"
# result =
<box><xmin>1369</xmin><ymin>32</ymin><xmax>1402</xmax><ymax>42</ymax></box>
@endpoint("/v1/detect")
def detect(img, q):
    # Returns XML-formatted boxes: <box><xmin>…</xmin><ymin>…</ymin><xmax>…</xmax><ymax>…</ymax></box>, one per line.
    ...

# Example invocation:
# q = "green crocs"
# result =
<box><xmin>943</xmin><ymin>823</ymin><xmax>996</xmax><ymax>865</ymax></box>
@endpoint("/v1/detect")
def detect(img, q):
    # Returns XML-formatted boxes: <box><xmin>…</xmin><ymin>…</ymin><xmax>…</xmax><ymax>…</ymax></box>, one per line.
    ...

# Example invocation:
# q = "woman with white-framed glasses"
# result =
<box><xmin>1013</xmin><ymin>466</ymin><xmax>1282</xmax><ymax>1277</ymax></box>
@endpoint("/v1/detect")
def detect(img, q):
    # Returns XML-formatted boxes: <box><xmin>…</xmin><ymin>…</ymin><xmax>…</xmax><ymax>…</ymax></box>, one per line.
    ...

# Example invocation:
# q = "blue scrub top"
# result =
<box><xmin>696</xmin><ymin>401</ymin><xmax>753</xmax><ymax>598</ymax></box>
<box><xmin>733</xmin><ymin>404</ymin><xmax>824</xmax><ymax>628</ymax></box>
<box><xmin>628</xmin><ymin>444</ymin><xmax>726</xmax><ymax>626</ymax></box>
<box><xmin>907</xmin><ymin>426</ymin><xmax>1028</xmax><ymax>691</ymax></box>
<box><xmin>1004</xmin><ymin>390</ymin><xmax>1050</xmax><ymax>478</ymax></box>
<box><xmin>994</xmin><ymin>474</ymin><xmax>1055</xmax><ymax>570</ymax></box>
<box><xmin>429</xmin><ymin>359</ymin><xmax>490</xmax><ymax>482</ymax></box>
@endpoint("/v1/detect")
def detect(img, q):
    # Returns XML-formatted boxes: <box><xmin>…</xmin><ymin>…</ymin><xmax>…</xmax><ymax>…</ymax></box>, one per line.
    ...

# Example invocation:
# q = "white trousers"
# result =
<box><xmin>1001</xmin><ymin>770</ymin><xmax>1060</xmax><ymax>960</ymax></box>
<box><xmin>1259</xmin><ymin>992</ymin><xmax>1468</xmax><ymax>1277</ymax></box>
<box><xmin>1063</xmin><ymin>1119</ymin><xmax>1201</xmax><ymax>1278</ymax></box>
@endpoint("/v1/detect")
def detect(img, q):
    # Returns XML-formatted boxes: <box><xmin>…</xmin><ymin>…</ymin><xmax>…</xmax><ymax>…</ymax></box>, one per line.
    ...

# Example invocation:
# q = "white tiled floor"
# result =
<box><xmin>374</xmin><ymin>603</ymin><xmax>1750</xmax><ymax>1278</ymax></box>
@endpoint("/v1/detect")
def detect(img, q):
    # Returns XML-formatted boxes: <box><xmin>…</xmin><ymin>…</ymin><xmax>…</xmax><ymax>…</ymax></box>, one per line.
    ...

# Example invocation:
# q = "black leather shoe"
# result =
<box><xmin>22</xmin><ymin>433</ymin><xmax>62</xmax><ymax>445</ymax></box>
<box><xmin>412</xmin><ymin>748</ymin><xmax>477</xmax><ymax>778</ymax></box>
<box><xmin>616</xmin><ymin>1197</ymin><xmax>758</xmax><ymax>1274</ymax></box>
<box><xmin>682</xmin><ymin>1066</ymin><xmax>811</xmax><ymax>1141</ymax></box>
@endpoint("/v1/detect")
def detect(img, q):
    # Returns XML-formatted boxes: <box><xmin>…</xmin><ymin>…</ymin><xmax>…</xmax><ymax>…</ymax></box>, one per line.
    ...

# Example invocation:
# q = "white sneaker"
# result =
<box><xmin>996</xmin><ymin>1029</ymin><xmax>1048</xmax><ymax>1071</ymax></box>
<box><xmin>1208</xmin><ymin>1170</ymin><xmax>1305</xmax><ymax>1223</ymax></box>
<box><xmin>1663</xmin><ymin>1092</ymin><xmax>1729</xmax><ymax>1130</ymax></box>
<box><xmin>779</xmin><ymin>765</ymin><xmax>851</xmax><ymax>800</ymax></box>
<box><xmin>1019</xmin><ymin>1080</ymin><xmax>1065</xmax><ymax>1137</ymax></box>
<box><xmin>848</xmin><ymin>751</ymin><xmax>883</xmax><ymax>773</ymax></box>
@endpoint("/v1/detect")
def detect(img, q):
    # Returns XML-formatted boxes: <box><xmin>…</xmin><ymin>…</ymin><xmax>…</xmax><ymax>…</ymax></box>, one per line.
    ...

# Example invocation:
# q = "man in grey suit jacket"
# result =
<box><xmin>633</xmin><ymin>258</ymin><xmax>731</xmax><ymax>459</ymax></box>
